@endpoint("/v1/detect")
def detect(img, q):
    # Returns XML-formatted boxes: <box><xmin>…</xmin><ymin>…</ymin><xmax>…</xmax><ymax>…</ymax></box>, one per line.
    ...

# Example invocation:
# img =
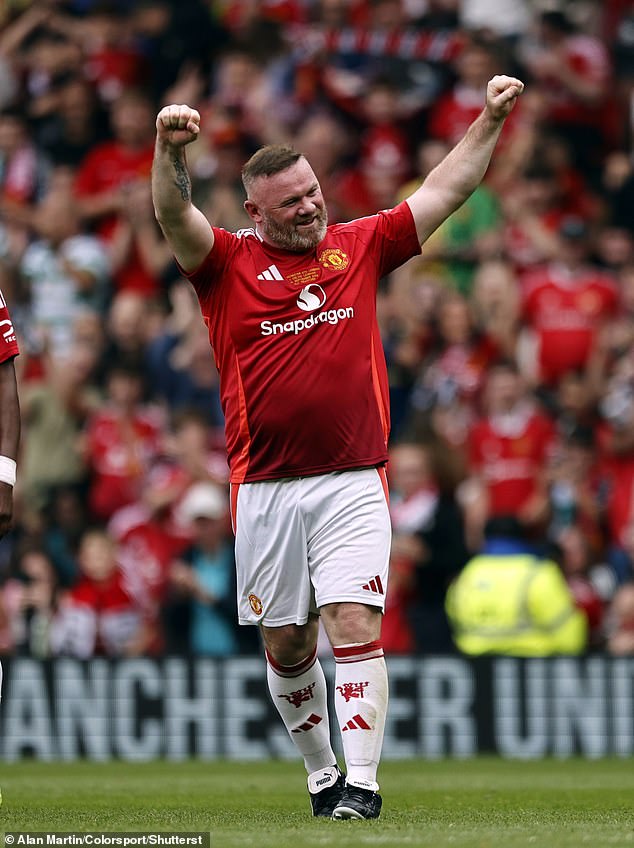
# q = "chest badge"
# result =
<box><xmin>319</xmin><ymin>247</ymin><xmax>349</xmax><ymax>272</ymax></box>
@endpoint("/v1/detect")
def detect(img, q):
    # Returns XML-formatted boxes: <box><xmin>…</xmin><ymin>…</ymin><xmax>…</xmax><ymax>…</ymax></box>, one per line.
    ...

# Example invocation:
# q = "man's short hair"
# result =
<box><xmin>241</xmin><ymin>145</ymin><xmax>303</xmax><ymax>195</ymax></box>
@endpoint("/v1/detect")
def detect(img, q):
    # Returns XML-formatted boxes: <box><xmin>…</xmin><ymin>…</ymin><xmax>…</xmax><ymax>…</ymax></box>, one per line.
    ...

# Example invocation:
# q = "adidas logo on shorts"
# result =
<box><xmin>362</xmin><ymin>575</ymin><xmax>384</xmax><ymax>594</ymax></box>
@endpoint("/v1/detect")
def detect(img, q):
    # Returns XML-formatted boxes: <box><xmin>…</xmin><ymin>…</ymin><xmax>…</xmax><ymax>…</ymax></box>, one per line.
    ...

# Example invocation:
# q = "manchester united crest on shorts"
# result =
<box><xmin>248</xmin><ymin>593</ymin><xmax>263</xmax><ymax>616</ymax></box>
<box><xmin>318</xmin><ymin>248</ymin><xmax>349</xmax><ymax>271</ymax></box>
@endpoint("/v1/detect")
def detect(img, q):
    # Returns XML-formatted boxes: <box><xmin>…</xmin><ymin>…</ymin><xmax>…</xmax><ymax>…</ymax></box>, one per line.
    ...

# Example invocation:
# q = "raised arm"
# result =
<box><xmin>152</xmin><ymin>104</ymin><xmax>215</xmax><ymax>273</ymax></box>
<box><xmin>406</xmin><ymin>75</ymin><xmax>524</xmax><ymax>245</ymax></box>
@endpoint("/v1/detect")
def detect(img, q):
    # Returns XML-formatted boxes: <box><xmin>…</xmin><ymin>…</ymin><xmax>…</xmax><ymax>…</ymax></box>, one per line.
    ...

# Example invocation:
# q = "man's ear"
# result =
<box><xmin>244</xmin><ymin>199</ymin><xmax>261</xmax><ymax>223</ymax></box>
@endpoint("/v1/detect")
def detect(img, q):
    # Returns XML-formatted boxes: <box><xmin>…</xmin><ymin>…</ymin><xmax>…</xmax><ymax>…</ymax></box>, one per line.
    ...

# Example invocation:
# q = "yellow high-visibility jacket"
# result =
<box><xmin>445</xmin><ymin>552</ymin><xmax>587</xmax><ymax>656</ymax></box>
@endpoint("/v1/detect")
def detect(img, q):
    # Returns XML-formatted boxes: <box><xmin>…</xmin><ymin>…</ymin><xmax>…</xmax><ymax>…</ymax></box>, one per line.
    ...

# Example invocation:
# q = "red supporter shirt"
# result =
<box><xmin>84</xmin><ymin>405</ymin><xmax>165</xmax><ymax>520</ymax></box>
<box><xmin>59</xmin><ymin>570</ymin><xmax>142</xmax><ymax>657</ymax></box>
<box><xmin>469</xmin><ymin>407</ymin><xmax>556</xmax><ymax>515</ymax></box>
<box><xmin>74</xmin><ymin>142</ymin><xmax>156</xmax><ymax>293</ymax></box>
<box><xmin>428</xmin><ymin>87</ymin><xmax>521</xmax><ymax>149</ymax></box>
<box><xmin>182</xmin><ymin>202</ymin><xmax>421</xmax><ymax>483</ymax></box>
<box><xmin>0</xmin><ymin>289</ymin><xmax>19</xmax><ymax>364</ymax></box>
<box><xmin>543</xmin><ymin>35</ymin><xmax>610</xmax><ymax>130</ymax></box>
<box><xmin>521</xmin><ymin>264</ymin><xmax>619</xmax><ymax>385</ymax></box>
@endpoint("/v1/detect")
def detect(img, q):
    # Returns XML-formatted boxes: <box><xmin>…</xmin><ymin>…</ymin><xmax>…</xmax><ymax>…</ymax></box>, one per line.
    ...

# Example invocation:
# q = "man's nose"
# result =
<box><xmin>298</xmin><ymin>197</ymin><xmax>317</xmax><ymax>215</ymax></box>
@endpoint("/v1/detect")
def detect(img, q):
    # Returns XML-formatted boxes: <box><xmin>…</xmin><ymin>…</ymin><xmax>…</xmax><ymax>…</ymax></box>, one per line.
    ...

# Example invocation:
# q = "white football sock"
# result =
<box><xmin>266</xmin><ymin>648</ymin><xmax>337</xmax><ymax>774</ymax></box>
<box><xmin>333</xmin><ymin>640</ymin><xmax>388</xmax><ymax>791</ymax></box>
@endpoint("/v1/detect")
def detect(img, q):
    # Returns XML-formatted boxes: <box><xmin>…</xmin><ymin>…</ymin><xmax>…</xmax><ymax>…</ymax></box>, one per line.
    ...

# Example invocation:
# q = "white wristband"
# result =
<box><xmin>0</xmin><ymin>456</ymin><xmax>16</xmax><ymax>487</ymax></box>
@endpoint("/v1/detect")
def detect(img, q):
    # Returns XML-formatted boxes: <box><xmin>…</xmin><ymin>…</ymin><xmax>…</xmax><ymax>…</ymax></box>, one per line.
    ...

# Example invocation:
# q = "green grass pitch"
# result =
<box><xmin>1</xmin><ymin>758</ymin><xmax>633</xmax><ymax>847</ymax></box>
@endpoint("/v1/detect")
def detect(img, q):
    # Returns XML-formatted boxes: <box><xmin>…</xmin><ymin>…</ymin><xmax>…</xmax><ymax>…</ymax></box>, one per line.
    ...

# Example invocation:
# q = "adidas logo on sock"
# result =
<box><xmin>257</xmin><ymin>264</ymin><xmax>284</xmax><ymax>281</ymax></box>
<box><xmin>341</xmin><ymin>714</ymin><xmax>372</xmax><ymax>731</ymax></box>
<box><xmin>292</xmin><ymin>713</ymin><xmax>323</xmax><ymax>733</ymax></box>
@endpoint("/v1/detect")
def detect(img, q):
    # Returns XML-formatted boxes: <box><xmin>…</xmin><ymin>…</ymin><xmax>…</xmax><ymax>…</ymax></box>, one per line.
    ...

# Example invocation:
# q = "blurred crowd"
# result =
<box><xmin>1</xmin><ymin>0</ymin><xmax>634</xmax><ymax>661</ymax></box>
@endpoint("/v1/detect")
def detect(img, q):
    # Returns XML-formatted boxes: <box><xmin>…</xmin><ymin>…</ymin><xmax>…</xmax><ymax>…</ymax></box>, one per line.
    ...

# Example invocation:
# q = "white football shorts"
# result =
<box><xmin>231</xmin><ymin>467</ymin><xmax>391</xmax><ymax>627</ymax></box>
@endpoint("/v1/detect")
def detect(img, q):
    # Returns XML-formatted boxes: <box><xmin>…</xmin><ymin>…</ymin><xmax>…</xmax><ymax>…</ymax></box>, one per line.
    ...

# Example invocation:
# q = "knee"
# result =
<box><xmin>321</xmin><ymin>602</ymin><xmax>382</xmax><ymax>647</ymax></box>
<box><xmin>262</xmin><ymin>619</ymin><xmax>318</xmax><ymax>667</ymax></box>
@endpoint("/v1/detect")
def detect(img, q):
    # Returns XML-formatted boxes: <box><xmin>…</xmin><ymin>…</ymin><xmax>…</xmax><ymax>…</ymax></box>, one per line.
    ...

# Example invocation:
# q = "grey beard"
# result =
<box><xmin>260</xmin><ymin>209</ymin><xmax>328</xmax><ymax>252</ymax></box>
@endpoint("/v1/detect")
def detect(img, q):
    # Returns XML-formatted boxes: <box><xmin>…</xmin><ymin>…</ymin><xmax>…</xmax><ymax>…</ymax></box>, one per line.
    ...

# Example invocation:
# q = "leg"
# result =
<box><xmin>261</xmin><ymin>614</ymin><xmax>344</xmax><ymax>816</ymax></box>
<box><xmin>233</xmin><ymin>478</ymin><xmax>344</xmax><ymax>816</ymax></box>
<box><xmin>321</xmin><ymin>601</ymin><xmax>387</xmax><ymax>819</ymax></box>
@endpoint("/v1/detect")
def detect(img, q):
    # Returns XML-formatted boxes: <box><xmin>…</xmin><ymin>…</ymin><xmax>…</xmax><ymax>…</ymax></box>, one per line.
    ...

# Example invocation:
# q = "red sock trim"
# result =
<box><xmin>332</xmin><ymin>639</ymin><xmax>384</xmax><ymax>663</ymax></box>
<box><xmin>265</xmin><ymin>646</ymin><xmax>317</xmax><ymax>677</ymax></box>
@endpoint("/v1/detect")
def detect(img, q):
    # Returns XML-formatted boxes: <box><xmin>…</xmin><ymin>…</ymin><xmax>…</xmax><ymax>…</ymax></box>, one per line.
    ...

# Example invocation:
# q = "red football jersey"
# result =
<box><xmin>182</xmin><ymin>202</ymin><xmax>421</xmax><ymax>483</ymax></box>
<box><xmin>469</xmin><ymin>409</ymin><xmax>556</xmax><ymax>515</ymax></box>
<box><xmin>522</xmin><ymin>264</ymin><xmax>619</xmax><ymax>385</ymax></box>
<box><xmin>0</xmin><ymin>288</ymin><xmax>19</xmax><ymax>364</ymax></box>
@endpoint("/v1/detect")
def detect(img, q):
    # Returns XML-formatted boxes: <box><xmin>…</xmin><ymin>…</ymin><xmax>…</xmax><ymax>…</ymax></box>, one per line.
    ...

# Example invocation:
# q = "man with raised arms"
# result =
<box><xmin>151</xmin><ymin>74</ymin><xmax>524</xmax><ymax>820</ymax></box>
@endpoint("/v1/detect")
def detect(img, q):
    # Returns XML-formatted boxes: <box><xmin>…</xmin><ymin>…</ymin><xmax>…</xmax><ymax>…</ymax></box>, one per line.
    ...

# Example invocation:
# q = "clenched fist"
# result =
<box><xmin>485</xmin><ymin>75</ymin><xmax>525</xmax><ymax>121</ymax></box>
<box><xmin>156</xmin><ymin>104</ymin><xmax>201</xmax><ymax>147</ymax></box>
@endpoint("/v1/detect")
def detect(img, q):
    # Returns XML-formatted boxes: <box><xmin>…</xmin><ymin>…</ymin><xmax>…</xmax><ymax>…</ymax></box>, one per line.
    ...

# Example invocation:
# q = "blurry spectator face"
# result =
<box><xmin>50</xmin><ymin>487</ymin><xmax>85</xmax><ymax>533</ymax></box>
<box><xmin>360</xmin><ymin>154</ymin><xmax>406</xmax><ymax>206</ymax></box>
<box><xmin>48</xmin><ymin>166</ymin><xmax>77</xmax><ymax>194</ymax></box>
<box><xmin>108</xmin><ymin>291</ymin><xmax>146</xmax><ymax>347</ymax></box>
<box><xmin>166</xmin><ymin>413</ymin><xmax>209</xmax><ymax>459</ymax></box>
<box><xmin>19</xmin><ymin>550</ymin><xmax>55</xmax><ymax>588</ymax></box>
<box><xmin>78</xmin><ymin>531</ymin><xmax>117</xmax><ymax>582</ymax></box>
<box><xmin>437</xmin><ymin>295</ymin><xmax>471</xmax><ymax>344</ymax></box>
<box><xmin>132</xmin><ymin>0</ymin><xmax>170</xmax><ymax>36</ymax></box>
<box><xmin>0</xmin><ymin>113</ymin><xmax>27</xmax><ymax>156</ymax></box>
<box><xmin>54</xmin><ymin>340</ymin><xmax>99</xmax><ymax>382</ymax></box>
<box><xmin>556</xmin><ymin>372</ymin><xmax>592</xmax><ymax>420</ymax></box>
<box><xmin>32</xmin><ymin>189</ymin><xmax>81</xmax><ymax>244</ymax></box>
<box><xmin>294</xmin><ymin>113</ymin><xmax>348</xmax><ymax>177</ymax></box>
<box><xmin>557</xmin><ymin>526</ymin><xmax>591</xmax><ymax>576</ymax></box>
<box><xmin>72</xmin><ymin>310</ymin><xmax>105</xmax><ymax>357</ymax></box>
<box><xmin>245</xmin><ymin>158</ymin><xmax>328</xmax><ymax>252</ymax></box>
<box><xmin>595</xmin><ymin>226</ymin><xmax>633</xmax><ymax>270</ymax></box>
<box><xmin>521</xmin><ymin>170</ymin><xmax>559</xmax><ymax>211</ymax></box>
<box><xmin>368</xmin><ymin>0</ymin><xmax>406</xmax><ymax>28</ymax></box>
<box><xmin>179</xmin><ymin>482</ymin><xmax>228</xmax><ymax>548</ymax></box>
<box><xmin>484</xmin><ymin>366</ymin><xmax>521</xmax><ymax>414</ymax></box>
<box><xmin>85</xmin><ymin>9</ymin><xmax>126</xmax><ymax>47</ymax></box>
<box><xmin>191</xmin><ymin>514</ymin><xmax>226</xmax><ymax>549</ymax></box>
<box><xmin>389</xmin><ymin>443</ymin><xmax>433</xmax><ymax>499</ymax></box>
<box><xmin>106</xmin><ymin>369</ymin><xmax>144</xmax><ymax>408</ymax></box>
<box><xmin>59</xmin><ymin>79</ymin><xmax>97</xmax><ymax>127</ymax></box>
<box><xmin>215</xmin><ymin>52</ymin><xmax>259</xmax><ymax>104</ymax></box>
<box><xmin>26</xmin><ymin>34</ymin><xmax>81</xmax><ymax>78</ymax></box>
<box><xmin>455</xmin><ymin>43</ymin><xmax>496</xmax><ymax>87</ymax></box>
<box><xmin>472</xmin><ymin>259</ymin><xmax>519</xmax><ymax>318</ymax></box>
<box><xmin>110</xmin><ymin>92</ymin><xmax>155</xmax><ymax>148</ymax></box>
<box><xmin>363</xmin><ymin>84</ymin><xmax>398</xmax><ymax>124</ymax></box>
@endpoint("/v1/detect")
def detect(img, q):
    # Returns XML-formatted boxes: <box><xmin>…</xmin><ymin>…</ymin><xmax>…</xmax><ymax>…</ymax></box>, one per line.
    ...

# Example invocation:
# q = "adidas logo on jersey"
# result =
<box><xmin>362</xmin><ymin>575</ymin><xmax>384</xmax><ymax>595</ymax></box>
<box><xmin>257</xmin><ymin>264</ymin><xmax>284</xmax><ymax>281</ymax></box>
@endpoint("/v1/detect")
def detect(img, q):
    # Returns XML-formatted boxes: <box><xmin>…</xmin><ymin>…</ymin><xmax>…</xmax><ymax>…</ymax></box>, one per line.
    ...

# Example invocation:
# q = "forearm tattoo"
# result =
<box><xmin>171</xmin><ymin>154</ymin><xmax>191</xmax><ymax>202</ymax></box>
